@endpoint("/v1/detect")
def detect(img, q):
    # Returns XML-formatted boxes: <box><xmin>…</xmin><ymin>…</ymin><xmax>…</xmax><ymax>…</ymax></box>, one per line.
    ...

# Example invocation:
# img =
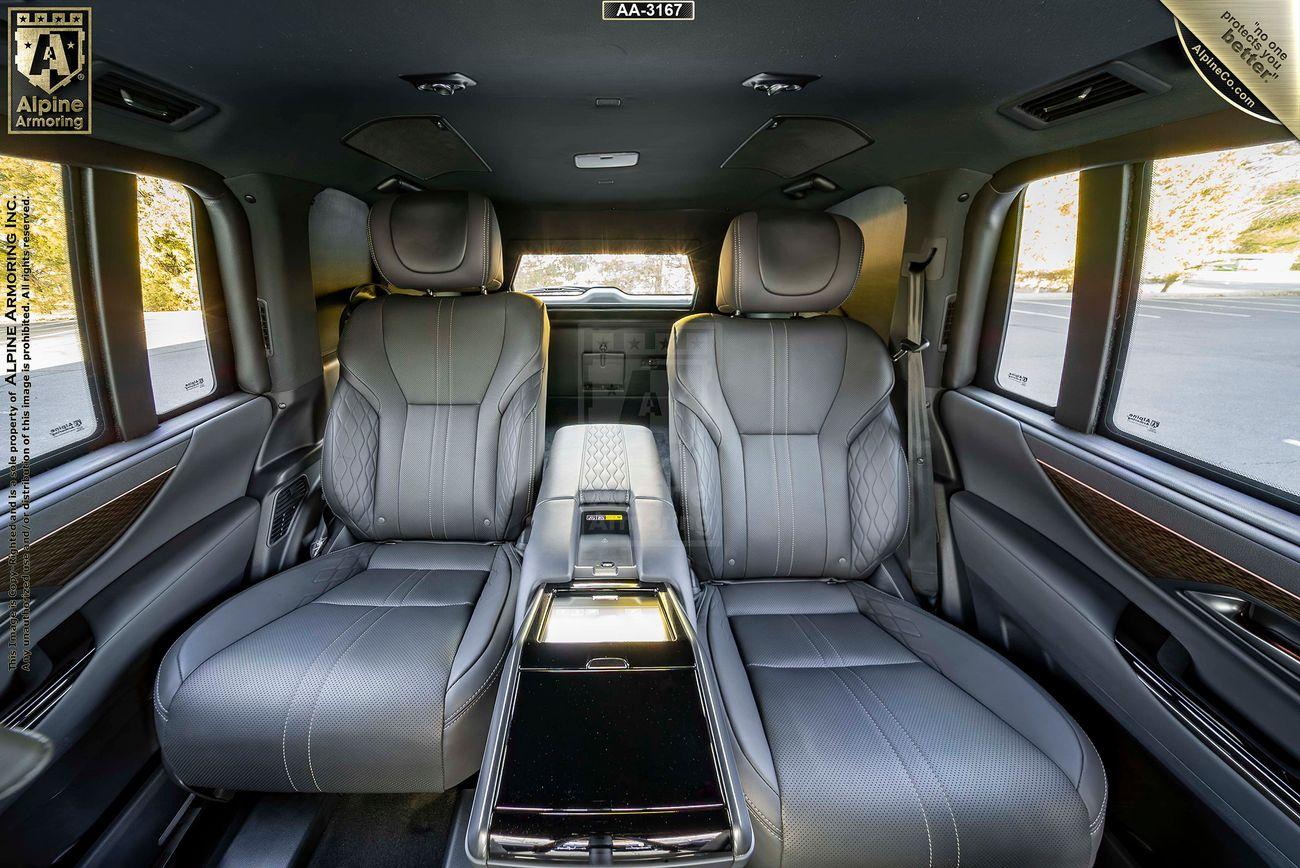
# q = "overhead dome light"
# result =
<box><xmin>399</xmin><ymin>72</ymin><xmax>477</xmax><ymax>95</ymax></box>
<box><xmin>574</xmin><ymin>152</ymin><xmax>639</xmax><ymax>169</ymax></box>
<box><xmin>742</xmin><ymin>72</ymin><xmax>820</xmax><ymax>96</ymax></box>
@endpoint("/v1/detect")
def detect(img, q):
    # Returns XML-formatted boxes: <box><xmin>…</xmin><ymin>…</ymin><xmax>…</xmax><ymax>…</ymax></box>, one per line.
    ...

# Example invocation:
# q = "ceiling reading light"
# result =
<box><xmin>399</xmin><ymin>72</ymin><xmax>477</xmax><ymax>95</ymax></box>
<box><xmin>742</xmin><ymin>72</ymin><xmax>820</xmax><ymax>96</ymax></box>
<box><xmin>574</xmin><ymin>152</ymin><xmax>639</xmax><ymax>168</ymax></box>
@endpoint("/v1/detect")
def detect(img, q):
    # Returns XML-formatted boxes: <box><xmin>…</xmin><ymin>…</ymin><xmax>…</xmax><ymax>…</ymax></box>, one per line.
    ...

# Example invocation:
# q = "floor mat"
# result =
<box><xmin>306</xmin><ymin>792</ymin><xmax>457</xmax><ymax>868</ymax></box>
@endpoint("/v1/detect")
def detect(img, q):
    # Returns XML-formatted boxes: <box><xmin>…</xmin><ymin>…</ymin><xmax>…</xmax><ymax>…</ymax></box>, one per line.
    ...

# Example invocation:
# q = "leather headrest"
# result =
<box><xmin>368</xmin><ymin>191</ymin><xmax>504</xmax><ymax>292</ymax></box>
<box><xmin>717</xmin><ymin>210</ymin><xmax>863</xmax><ymax>314</ymax></box>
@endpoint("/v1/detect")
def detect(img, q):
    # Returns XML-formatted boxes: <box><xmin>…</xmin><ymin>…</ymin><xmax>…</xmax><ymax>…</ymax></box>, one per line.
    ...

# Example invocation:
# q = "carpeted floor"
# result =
<box><xmin>306</xmin><ymin>791</ymin><xmax>458</xmax><ymax>868</ymax></box>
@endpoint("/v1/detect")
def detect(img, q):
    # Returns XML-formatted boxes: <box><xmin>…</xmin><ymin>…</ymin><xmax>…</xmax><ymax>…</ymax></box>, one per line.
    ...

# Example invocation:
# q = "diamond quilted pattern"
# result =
<box><xmin>325</xmin><ymin>379</ymin><xmax>379</xmax><ymax>534</ymax></box>
<box><xmin>848</xmin><ymin>409</ymin><xmax>906</xmax><ymax>574</ymax></box>
<box><xmin>580</xmin><ymin>424</ymin><xmax>630</xmax><ymax>495</ymax></box>
<box><xmin>677</xmin><ymin>407</ymin><xmax>724</xmax><ymax>577</ymax></box>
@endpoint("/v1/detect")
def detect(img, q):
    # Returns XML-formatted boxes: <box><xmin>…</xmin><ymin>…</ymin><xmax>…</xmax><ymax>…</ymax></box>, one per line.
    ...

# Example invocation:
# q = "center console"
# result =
<box><xmin>466</xmin><ymin>425</ymin><xmax>751</xmax><ymax>866</ymax></box>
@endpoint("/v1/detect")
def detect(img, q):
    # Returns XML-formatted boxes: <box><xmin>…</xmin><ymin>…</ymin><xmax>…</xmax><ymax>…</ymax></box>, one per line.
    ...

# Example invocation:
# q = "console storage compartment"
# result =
<box><xmin>467</xmin><ymin>425</ymin><xmax>750</xmax><ymax>866</ymax></box>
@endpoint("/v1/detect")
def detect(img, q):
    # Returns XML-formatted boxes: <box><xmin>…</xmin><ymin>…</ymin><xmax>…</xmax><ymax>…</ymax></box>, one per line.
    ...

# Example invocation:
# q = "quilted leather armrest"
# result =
<box><xmin>517</xmin><ymin>425</ymin><xmax>693</xmax><ymax>627</ymax></box>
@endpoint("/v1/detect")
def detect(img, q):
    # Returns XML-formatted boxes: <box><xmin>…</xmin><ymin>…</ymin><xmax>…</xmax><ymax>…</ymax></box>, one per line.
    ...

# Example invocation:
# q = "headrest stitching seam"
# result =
<box><xmin>481</xmin><ymin>198</ymin><xmax>489</xmax><ymax>290</ymax></box>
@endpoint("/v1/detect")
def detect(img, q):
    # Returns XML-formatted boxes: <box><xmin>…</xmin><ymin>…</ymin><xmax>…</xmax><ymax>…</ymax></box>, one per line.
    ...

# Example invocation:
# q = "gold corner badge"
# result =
<box><xmin>7</xmin><ymin>7</ymin><xmax>92</xmax><ymax>134</ymax></box>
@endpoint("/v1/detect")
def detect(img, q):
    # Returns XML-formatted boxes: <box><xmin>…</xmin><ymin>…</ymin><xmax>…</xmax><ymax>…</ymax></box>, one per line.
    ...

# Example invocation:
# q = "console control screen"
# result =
<box><xmin>539</xmin><ymin>593</ymin><xmax>671</xmax><ymax>643</ymax></box>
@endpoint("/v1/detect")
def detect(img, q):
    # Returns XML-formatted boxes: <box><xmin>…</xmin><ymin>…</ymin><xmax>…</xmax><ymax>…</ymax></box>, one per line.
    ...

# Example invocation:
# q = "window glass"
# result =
<box><xmin>0</xmin><ymin>155</ymin><xmax>101</xmax><ymax>461</ymax></box>
<box><xmin>137</xmin><ymin>175</ymin><xmax>214</xmax><ymax>413</ymax></box>
<box><xmin>513</xmin><ymin>253</ymin><xmax>695</xmax><ymax>307</ymax></box>
<box><xmin>997</xmin><ymin>171</ymin><xmax>1081</xmax><ymax>407</ymax></box>
<box><xmin>1112</xmin><ymin>142</ymin><xmax>1300</xmax><ymax>498</ymax></box>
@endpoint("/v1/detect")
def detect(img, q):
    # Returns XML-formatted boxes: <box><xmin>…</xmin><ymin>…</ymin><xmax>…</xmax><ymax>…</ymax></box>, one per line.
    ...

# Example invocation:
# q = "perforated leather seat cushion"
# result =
<box><xmin>155</xmin><ymin>542</ymin><xmax>518</xmax><ymax>793</ymax></box>
<box><xmin>702</xmin><ymin>580</ymin><xmax>1107</xmax><ymax>867</ymax></box>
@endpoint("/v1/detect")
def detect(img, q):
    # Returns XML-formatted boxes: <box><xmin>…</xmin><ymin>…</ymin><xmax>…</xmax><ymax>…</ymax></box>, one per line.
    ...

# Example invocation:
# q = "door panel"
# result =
<box><xmin>0</xmin><ymin>393</ymin><xmax>271</xmax><ymax>864</ymax></box>
<box><xmin>943</xmin><ymin>387</ymin><xmax>1300</xmax><ymax>867</ymax></box>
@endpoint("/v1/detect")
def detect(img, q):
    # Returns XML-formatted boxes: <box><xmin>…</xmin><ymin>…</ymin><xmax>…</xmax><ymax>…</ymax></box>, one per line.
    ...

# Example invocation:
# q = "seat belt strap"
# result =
<box><xmin>898</xmin><ymin>250</ymin><xmax>939</xmax><ymax>600</ymax></box>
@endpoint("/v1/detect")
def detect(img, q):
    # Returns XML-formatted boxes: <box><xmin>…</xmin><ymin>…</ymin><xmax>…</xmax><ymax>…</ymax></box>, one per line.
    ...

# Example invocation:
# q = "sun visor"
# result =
<box><xmin>721</xmin><ymin>115</ymin><xmax>873</xmax><ymax>178</ymax></box>
<box><xmin>343</xmin><ymin>115</ymin><xmax>491</xmax><ymax>180</ymax></box>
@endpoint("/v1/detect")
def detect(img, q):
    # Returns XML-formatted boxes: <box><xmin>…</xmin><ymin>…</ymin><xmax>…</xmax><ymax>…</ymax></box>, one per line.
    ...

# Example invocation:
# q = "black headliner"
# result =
<box><xmin>81</xmin><ymin>0</ymin><xmax>1221</xmax><ymax>209</ymax></box>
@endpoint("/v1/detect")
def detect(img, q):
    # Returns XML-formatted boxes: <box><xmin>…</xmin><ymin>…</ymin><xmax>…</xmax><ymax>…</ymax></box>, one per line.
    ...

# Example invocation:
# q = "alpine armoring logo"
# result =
<box><xmin>7</xmin><ymin>7</ymin><xmax>92</xmax><ymax>134</ymax></box>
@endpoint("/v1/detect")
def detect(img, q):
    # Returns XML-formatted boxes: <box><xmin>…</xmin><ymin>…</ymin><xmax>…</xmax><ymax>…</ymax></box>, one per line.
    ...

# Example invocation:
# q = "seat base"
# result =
<box><xmin>702</xmin><ymin>579</ymin><xmax>1106</xmax><ymax>868</ymax></box>
<box><xmin>155</xmin><ymin>541</ymin><xmax>518</xmax><ymax>793</ymax></box>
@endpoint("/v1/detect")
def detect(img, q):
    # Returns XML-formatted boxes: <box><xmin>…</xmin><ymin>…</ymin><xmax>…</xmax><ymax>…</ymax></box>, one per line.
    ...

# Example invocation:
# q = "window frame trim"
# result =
<box><xmin>22</xmin><ymin>163</ymin><xmax>117</xmax><ymax>476</ymax></box>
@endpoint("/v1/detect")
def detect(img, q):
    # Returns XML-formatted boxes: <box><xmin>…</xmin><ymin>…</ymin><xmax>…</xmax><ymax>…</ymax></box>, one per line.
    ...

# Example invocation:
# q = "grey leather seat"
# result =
<box><xmin>668</xmin><ymin>210</ymin><xmax>1106</xmax><ymax>867</ymax></box>
<box><xmin>155</xmin><ymin>191</ymin><xmax>547</xmax><ymax>793</ymax></box>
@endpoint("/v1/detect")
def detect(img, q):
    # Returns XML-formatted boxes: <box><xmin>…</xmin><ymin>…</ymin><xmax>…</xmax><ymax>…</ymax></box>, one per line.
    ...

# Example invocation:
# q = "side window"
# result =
<box><xmin>1110</xmin><ymin>142</ymin><xmax>1300</xmax><ymax>500</ymax></box>
<box><xmin>0</xmin><ymin>155</ymin><xmax>103</xmax><ymax>462</ymax></box>
<box><xmin>996</xmin><ymin>171</ymin><xmax>1081</xmax><ymax>407</ymax></box>
<box><xmin>136</xmin><ymin>175</ymin><xmax>215</xmax><ymax>414</ymax></box>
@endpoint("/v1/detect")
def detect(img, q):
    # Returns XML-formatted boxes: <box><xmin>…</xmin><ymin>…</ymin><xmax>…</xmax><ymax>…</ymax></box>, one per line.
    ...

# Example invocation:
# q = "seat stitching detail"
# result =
<box><xmin>304</xmin><ymin>570</ymin><xmax>423</xmax><ymax>791</ymax></box>
<box><xmin>446</xmin><ymin>642</ymin><xmax>509</xmax><ymax>726</ymax></box>
<box><xmin>481</xmin><ymin>199</ymin><xmax>490</xmax><ymax>287</ymax></box>
<box><xmin>801</xmin><ymin>614</ymin><xmax>846</xmax><ymax>668</ymax></box>
<box><xmin>430</xmin><ymin>299</ymin><xmax>443</xmax><ymax>538</ymax></box>
<box><xmin>827</xmin><ymin>666</ymin><xmax>934</xmax><ymax>868</ymax></box>
<box><xmin>769</xmin><ymin>321</ymin><xmax>781</xmax><ymax>575</ymax></box>
<box><xmin>1078</xmin><ymin>725</ymin><xmax>1109</xmax><ymax>833</ymax></box>
<box><xmin>442</xmin><ymin>298</ymin><xmax>456</xmax><ymax>539</ymax></box>
<box><xmin>746</xmin><ymin>796</ymin><xmax>783</xmax><ymax>840</ymax></box>
<box><xmin>844</xmin><ymin>666</ymin><xmax>960</xmax><ymax>867</ymax></box>
<box><xmin>526</xmin><ymin>406</ymin><xmax>536</xmax><ymax>519</ymax></box>
<box><xmin>783</xmin><ymin>320</ymin><xmax>795</xmax><ymax>576</ymax></box>
<box><xmin>680</xmin><ymin>435</ymin><xmax>692</xmax><ymax>551</ymax></box>
<box><xmin>171</xmin><ymin>547</ymin><xmax>374</xmax><ymax>688</ymax></box>
<box><xmin>154</xmin><ymin>657</ymin><xmax>169</xmax><ymax>722</ymax></box>
<box><xmin>786</xmin><ymin>613</ymin><xmax>828</xmax><ymax>666</ymax></box>
<box><xmin>280</xmin><ymin>603</ymin><xmax>378</xmax><ymax>792</ymax></box>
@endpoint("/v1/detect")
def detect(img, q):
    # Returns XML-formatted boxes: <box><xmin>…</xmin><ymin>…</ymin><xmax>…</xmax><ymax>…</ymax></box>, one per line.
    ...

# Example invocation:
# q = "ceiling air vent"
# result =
<box><xmin>1000</xmin><ymin>61</ymin><xmax>1168</xmax><ymax>130</ymax></box>
<box><xmin>269</xmin><ymin>476</ymin><xmax>309</xmax><ymax>545</ymax></box>
<box><xmin>92</xmin><ymin>63</ymin><xmax>214</xmax><ymax>129</ymax></box>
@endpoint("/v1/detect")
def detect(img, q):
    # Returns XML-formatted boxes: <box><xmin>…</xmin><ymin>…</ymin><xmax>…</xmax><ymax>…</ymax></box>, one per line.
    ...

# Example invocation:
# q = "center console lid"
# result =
<box><xmin>517</xmin><ymin>425</ymin><xmax>693</xmax><ymax>625</ymax></box>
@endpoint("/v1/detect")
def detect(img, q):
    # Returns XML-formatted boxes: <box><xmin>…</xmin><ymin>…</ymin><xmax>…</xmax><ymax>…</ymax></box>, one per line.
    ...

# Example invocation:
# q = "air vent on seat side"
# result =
<box><xmin>92</xmin><ymin>63</ymin><xmax>215</xmax><ymax>129</ymax></box>
<box><xmin>1000</xmin><ymin>61</ymin><xmax>1169</xmax><ymax>130</ymax></box>
<box><xmin>269</xmin><ymin>476</ymin><xmax>309</xmax><ymax>545</ymax></box>
<box><xmin>939</xmin><ymin>293</ymin><xmax>957</xmax><ymax>352</ymax></box>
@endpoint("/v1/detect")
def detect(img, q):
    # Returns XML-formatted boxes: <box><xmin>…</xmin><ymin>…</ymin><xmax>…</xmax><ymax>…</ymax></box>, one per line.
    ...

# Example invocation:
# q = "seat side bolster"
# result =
<box><xmin>155</xmin><ymin>543</ymin><xmax>375</xmax><ymax>717</ymax></box>
<box><xmin>702</xmin><ymin>588</ymin><xmax>782</xmax><ymax>831</ymax></box>
<box><xmin>443</xmin><ymin>544</ymin><xmax>520</xmax><ymax>788</ymax></box>
<box><xmin>849</xmin><ymin>582</ymin><xmax>1107</xmax><ymax>836</ymax></box>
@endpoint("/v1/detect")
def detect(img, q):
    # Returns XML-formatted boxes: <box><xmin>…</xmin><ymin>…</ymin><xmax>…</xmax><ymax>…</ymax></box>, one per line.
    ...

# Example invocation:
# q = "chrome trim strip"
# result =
<box><xmin>663</xmin><ymin>586</ymin><xmax>755</xmax><ymax>866</ymax></box>
<box><xmin>466</xmin><ymin>586</ymin><xmax>546</xmax><ymax>866</ymax></box>
<box><xmin>1118</xmin><ymin>639</ymin><xmax>1300</xmax><ymax>823</ymax></box>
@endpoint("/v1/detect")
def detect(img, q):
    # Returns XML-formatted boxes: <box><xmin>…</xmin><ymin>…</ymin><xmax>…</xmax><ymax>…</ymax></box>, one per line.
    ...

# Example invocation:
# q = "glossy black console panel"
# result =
<box><xmin>497</xmin><ymin>669</ymin><xmax>723</xmax><ymax>813</ymax></box>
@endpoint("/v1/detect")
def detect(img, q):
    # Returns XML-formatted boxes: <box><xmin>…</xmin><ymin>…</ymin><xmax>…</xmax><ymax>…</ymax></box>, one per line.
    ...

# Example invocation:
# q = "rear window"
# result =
<box><xmin>513</xmin><ymin>253</ymin><xmax>695</xmax><ymax>307</ymax></box>
<box><xmin>0</xmin><ymin>155</ymin><xmax>104</xmax><ymax>463</ymax></box>
<box><xmin>136</xmin><ymin>175</ymin><xmax>215</xmax><ymax>415</ymax></box>
<box><xmin>1109</xmin><ymin>142</ymin><xmax>1300</xmax><ymax>499</ymax></box>
<box><xmin>996</xmin><ymin>171</ymin><xmax>1081</xmax><ymax>408</ymax></box>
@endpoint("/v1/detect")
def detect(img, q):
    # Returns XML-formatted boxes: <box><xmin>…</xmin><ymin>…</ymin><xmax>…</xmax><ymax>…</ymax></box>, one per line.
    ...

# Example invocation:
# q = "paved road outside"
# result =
<box><xmin>2</xmin><ymin>312</ymin><xmax>212</xmax><ymax>460</ymax></box>
<box><xmin>1000</xmin><ymin>287</ymin><xmax>1300</xmax><ymax>496</ymax></box>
